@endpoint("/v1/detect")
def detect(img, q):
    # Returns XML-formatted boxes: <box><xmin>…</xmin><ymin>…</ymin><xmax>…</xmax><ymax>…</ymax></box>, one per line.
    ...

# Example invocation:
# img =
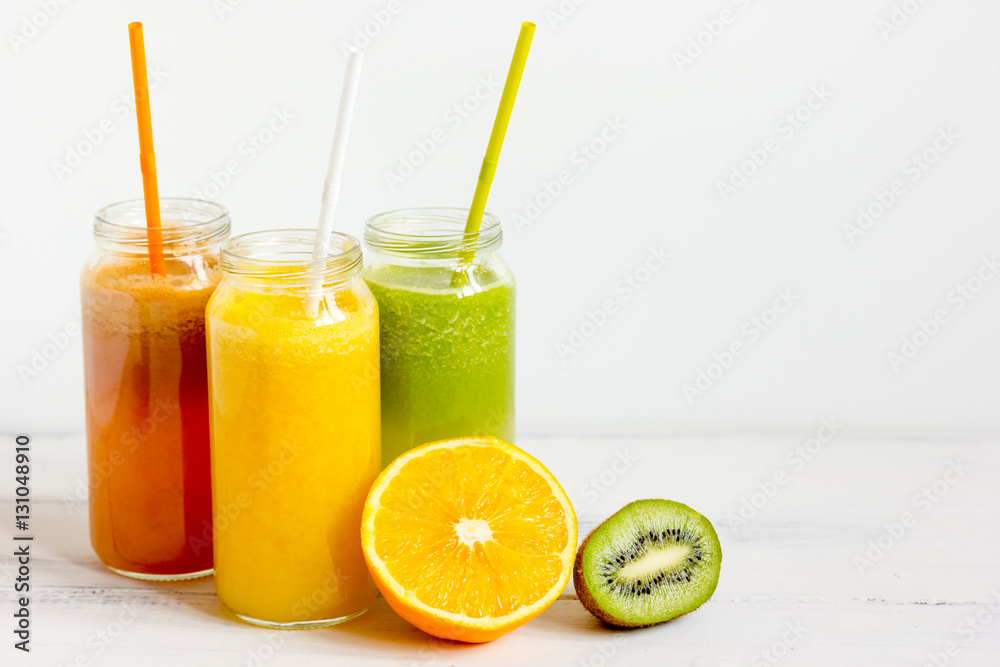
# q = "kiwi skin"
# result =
<box><xmin>573</xmin><ymin>499</ymin><xmax>721</xmax><ymax>628</ymax></box>
<box><xmin>574</xmin><ymin>527</ymin><xmax>642</xmax><ymax>628</ymax></box>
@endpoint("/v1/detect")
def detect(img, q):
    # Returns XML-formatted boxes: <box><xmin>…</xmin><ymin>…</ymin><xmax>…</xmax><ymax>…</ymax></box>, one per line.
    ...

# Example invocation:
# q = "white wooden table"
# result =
<box><xmin>2</xmin><ymin>434</ymin><xmax>998</xmax><ymax>666</ymax></box>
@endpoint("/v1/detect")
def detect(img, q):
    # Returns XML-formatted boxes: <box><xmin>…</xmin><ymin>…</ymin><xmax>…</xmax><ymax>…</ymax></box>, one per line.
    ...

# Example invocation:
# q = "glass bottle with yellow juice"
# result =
<box><xmin>206</xmin><ymin>230</ymin><xmax>380</xmax><ymax>628</ymax></box>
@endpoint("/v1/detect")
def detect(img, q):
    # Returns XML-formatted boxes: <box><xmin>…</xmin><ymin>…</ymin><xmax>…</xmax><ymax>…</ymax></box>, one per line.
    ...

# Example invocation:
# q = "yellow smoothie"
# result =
<box><xmin>207</xmin><ymin>276</ymin><xmax>380</xmax><ymax>627</ymax></box>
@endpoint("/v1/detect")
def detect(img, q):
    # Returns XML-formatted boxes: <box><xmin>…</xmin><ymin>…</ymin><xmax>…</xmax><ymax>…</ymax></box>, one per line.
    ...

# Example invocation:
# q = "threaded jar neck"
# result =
<box><xmin>94</xmin><ymin>198</ymin><xmax>230</xmax><ymax>256</ymax></box>
<box><xmin>364</xmin><ymin>208</ymin><xmax>503</xmax><ymax>261</ymax></box>
<box><xmin>220</xmin><ymin>229</ymin><xmax>362</xmax><ymax>291</ymax></box>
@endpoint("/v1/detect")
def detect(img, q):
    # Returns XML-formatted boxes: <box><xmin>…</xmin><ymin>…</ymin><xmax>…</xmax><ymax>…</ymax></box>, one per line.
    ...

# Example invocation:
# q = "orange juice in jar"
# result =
<box><xmin>207</xmin><ymin>230</ymin><xmax>380</xmax><ymax>627</ymax></box>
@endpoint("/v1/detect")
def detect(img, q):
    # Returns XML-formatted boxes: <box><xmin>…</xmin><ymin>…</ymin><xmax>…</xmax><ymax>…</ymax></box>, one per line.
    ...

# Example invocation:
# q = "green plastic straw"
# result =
<box><xmin>462</xmin><ymin>21</ymin><xmax>535</xmax><ymax>247</ymax></box>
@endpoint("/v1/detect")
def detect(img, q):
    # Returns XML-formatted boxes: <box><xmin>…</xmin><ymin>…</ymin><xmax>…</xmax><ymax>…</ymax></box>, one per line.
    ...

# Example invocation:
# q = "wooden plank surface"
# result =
<box><xmin>2</xmin><ymin>435</ymin><xmax>998</xmax><ymax>665</ymax></box>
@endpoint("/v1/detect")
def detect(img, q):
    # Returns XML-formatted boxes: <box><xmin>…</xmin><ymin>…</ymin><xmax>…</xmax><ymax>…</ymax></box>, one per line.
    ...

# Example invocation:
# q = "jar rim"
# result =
<box><xmin>364</xmin><ymin>207</ymin><xmax>502</xmax><ymax>257</ymax></box>
<box><xmin>94</xmin><ymin>198</ymin><xmax>231</xmax><ymax>248</ymax></box>
<box><xmin>220</xmin><ymin>229</ymin><xmax>362</xmax><ymax>283</ymax></box>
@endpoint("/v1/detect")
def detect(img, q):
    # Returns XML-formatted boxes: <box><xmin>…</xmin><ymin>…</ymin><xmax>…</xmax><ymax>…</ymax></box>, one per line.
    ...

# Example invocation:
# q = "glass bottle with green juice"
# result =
<box><xmin>363</xmin><ymin>208</ymin><xmax>515</xmax><ymax>465</ymax></box>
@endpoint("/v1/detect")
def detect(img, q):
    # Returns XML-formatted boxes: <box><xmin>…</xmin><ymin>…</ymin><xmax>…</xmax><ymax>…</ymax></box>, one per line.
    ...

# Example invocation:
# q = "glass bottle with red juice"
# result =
<box><xmin>81</xmin><ymin>198</ymin><xmax>229</xmax><ymax>579</ymax></box>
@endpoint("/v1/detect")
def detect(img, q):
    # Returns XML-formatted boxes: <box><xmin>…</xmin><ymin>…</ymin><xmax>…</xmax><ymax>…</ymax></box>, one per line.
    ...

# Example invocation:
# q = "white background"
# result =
<box><xmin>2</xmin><ymin>0</ymin><xmax>998</xmax><ymax>438</ymax></box>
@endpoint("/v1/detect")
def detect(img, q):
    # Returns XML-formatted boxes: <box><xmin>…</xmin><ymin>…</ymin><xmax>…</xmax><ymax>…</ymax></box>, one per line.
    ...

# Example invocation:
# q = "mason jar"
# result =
<box><xmin>363</xmin><ymin>207</ymin><xmax>515</xmax><ymax>465</ymax></box>
<box><xmin>81</xmin><ymin>198</ymin><xmax>230</xmax><ymax>580</ymax></box>
<box><xmin>206</xmin><ymin>230</ymin><xmax>380</xmax><ymax>628</ymax></box>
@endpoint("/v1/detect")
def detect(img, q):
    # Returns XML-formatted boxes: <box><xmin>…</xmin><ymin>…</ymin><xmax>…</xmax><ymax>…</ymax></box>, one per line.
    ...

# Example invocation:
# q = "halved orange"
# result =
<box><xmin>361</xmin><ymin>436</ymin><xmax>578</xmax><ymax>643</ymax></box>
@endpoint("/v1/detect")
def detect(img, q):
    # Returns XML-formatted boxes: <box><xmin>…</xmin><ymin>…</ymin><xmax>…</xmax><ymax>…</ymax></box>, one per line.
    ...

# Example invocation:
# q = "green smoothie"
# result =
<box><xmin>364</xmin><ymin>262</ymin><xmax>515</xmax><ymax>465</ymax></box>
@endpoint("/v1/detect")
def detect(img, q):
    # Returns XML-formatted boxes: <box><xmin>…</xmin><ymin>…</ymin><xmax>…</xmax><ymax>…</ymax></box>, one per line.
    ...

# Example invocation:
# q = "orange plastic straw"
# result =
<box><xmin>127</xmin><ymin>22</ymin><xmax>166</xmax><ymax>277</ymax></box>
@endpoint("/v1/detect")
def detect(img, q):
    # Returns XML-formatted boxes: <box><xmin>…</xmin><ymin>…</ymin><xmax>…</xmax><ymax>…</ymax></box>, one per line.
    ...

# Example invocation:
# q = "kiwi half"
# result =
<box><xmin>574</xmin><ymin>499</ymin><xmax>722</xmax><ymax>627</ymax></box>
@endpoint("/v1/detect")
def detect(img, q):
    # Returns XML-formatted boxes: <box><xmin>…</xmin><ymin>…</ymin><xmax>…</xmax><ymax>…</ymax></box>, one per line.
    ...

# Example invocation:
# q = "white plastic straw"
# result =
<box><xmin>306</xmin><ymin>47</ymin><xmax>364</xmax><ymax>315</ymax></box>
